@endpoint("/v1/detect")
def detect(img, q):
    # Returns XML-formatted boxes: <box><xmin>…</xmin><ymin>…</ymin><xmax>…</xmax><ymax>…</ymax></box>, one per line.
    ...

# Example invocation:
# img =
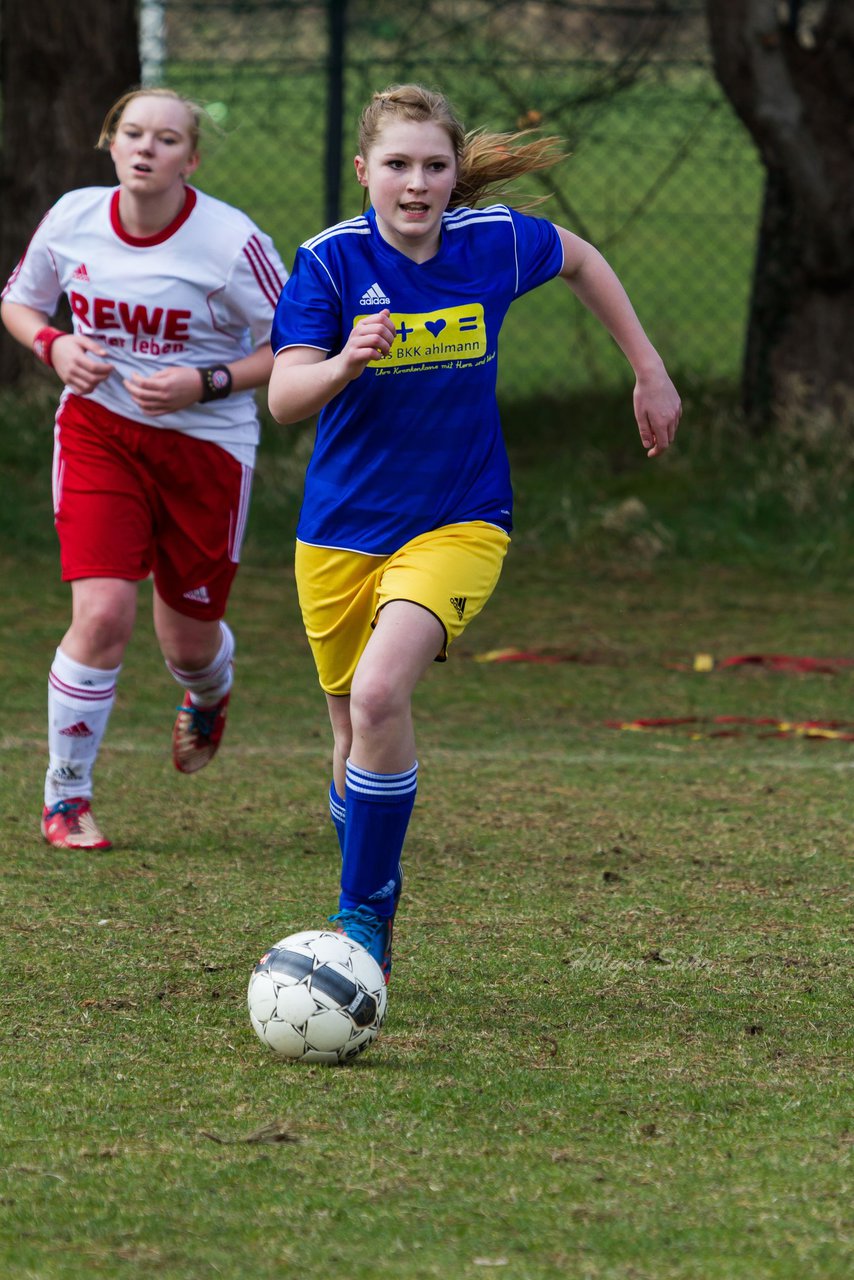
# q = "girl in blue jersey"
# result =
<box><xmin>268</xmin><ymin>84</ymin><xmax>681</xmax><ymax>982</ymax></box>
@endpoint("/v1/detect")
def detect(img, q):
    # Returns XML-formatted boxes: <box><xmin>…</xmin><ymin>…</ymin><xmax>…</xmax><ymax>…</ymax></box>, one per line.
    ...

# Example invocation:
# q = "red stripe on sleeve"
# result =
<box><xmin>243</xmin><ymin>235</ymin><xmax>284</xmax><ymax>309</ymax></box>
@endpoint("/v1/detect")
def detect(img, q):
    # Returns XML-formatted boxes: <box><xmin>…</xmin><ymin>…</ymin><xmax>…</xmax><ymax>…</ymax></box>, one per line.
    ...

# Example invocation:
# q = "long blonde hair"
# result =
<box><xmin>97</xmin><ymin>87</ymin><xmax>205</xmax><ymax>152</ymax></box>
<box><xmin>358</xmin><ymin>84</ymin><xmax>565</xmax><ymax>210</ymax></box>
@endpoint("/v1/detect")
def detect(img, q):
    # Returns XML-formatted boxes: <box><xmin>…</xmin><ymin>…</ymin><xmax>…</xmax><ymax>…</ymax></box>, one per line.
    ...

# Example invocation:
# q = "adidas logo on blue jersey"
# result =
<box><xmin>359</xmin><ymin>282</ymin><xmax>391</xmax><ymax>306</ymax></box>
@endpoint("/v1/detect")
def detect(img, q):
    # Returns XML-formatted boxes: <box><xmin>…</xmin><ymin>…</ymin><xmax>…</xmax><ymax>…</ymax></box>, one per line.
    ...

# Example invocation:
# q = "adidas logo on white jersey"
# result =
<box><xmin>72</xmin><ymin>263</ymin><xmax>90</xmax><ymax>282</ymax></box>
<box><xmin>183</xmin><ymin>585</ymin><xmax>211</xmax><ymax>603</ymax></box>
<box><xmin>359</xmin><ymin>282</ymin><xmax>391</xmax><ymax>306</ymax></box>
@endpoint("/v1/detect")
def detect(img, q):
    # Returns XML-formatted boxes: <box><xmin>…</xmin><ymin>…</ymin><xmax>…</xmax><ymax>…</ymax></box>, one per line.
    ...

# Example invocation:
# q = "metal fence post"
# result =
<box><xmin>324</xmin><ymin>0</ymin><xmax>347</xmax><ymax>228</ymax></box>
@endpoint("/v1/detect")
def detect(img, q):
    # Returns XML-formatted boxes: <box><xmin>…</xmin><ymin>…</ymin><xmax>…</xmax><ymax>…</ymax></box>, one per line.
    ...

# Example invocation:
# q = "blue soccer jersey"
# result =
<box><xmin>271</xmin><ymin>204</ymin><xmax>563</xmax><ymax>554</ymax></box>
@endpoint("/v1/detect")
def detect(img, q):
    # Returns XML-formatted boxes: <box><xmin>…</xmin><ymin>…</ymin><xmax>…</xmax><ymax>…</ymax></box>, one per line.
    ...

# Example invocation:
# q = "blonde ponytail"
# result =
<box><xmin>453</xmin><ymin>129</ymin><xmax>566</xmax><ymax>210</ymax></box>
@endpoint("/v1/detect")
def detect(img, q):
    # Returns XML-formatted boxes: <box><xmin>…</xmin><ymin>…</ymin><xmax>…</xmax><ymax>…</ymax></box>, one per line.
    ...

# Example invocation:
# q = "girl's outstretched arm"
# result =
<box><xmin>268</xmin><ymin>309</ymin><xmax>396</xmax><ymax>424</ymax></box>
<box><xmin>555</xmin><ymin>225</ymin><xmax>681</xmax><ymax>457</ymax></box>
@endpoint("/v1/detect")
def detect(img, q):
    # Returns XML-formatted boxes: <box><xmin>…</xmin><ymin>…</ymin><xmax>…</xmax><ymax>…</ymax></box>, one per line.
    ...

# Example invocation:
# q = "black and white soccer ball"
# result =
<box><xmin>247</xmin><ymin>930</ymin><xmax>387</xmax><ymax>1065</ymax></box>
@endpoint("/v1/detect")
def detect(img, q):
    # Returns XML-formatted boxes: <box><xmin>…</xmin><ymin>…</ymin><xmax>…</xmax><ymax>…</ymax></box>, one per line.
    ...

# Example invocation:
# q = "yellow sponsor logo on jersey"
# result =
<box><xmin>355</xmin><ymin>304</ymin><xmax>487</xmax><ymax>368</ymax></box>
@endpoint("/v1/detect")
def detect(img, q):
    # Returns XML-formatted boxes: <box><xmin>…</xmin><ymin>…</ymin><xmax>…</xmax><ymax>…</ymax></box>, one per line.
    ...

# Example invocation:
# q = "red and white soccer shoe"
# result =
<box><xmin>41</xmin><ymin>797</ymin><xmax>112</xmax><ymax>851</ymax></box>
<box><xmin>172</xmin><ymin>691</ymin><xmax>230</xmax><ymax>774</ymax></box>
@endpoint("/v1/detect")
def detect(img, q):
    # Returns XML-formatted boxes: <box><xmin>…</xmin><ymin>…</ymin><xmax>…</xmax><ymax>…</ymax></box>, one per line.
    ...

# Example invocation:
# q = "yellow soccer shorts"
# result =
<box><xmin>295</xmin><ymin>521</ymin><xmax>510</xmax><ymax>696</ymax></box>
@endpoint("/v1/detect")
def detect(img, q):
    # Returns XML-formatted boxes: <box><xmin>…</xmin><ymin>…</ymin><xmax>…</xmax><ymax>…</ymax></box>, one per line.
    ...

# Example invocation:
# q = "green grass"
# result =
<box><xmin>1</xmin><ymin>381</ymin><xmax>852</xmax><ymax>1278</ymax></box>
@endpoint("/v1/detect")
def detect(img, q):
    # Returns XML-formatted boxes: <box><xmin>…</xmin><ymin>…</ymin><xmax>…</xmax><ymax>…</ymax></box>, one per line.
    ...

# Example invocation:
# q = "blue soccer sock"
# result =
<box><xmin>339</xmin><ymin>759</ymin><xmax>417</xmax><ymax>919</ymax></box>
<box><xmin>329</xmin><ymin>780</ymin><xmax>346</xmax><ymax>855</ymax></box>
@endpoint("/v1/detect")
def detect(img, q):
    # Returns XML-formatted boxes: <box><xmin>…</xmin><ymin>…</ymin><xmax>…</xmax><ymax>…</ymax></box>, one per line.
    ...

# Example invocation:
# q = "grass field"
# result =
<box><xmin>1</xmin><ymin>380</ymin><xmax>852</xmax><ymax>1278</ymax></box>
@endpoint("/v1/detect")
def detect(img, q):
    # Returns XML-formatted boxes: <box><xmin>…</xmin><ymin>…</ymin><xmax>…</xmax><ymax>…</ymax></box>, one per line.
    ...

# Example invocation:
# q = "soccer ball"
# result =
<box><xmin>247</xmin><ymin>930</ymin><xmax>387</xmax><ymax>1065</ymax></box>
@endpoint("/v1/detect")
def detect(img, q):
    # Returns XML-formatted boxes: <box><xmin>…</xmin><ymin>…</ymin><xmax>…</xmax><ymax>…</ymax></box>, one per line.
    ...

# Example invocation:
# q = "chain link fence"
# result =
<box><xmin>151</xmin><ymin>0</ymin><xmax>761</xmax><ymax>400</ymax></box>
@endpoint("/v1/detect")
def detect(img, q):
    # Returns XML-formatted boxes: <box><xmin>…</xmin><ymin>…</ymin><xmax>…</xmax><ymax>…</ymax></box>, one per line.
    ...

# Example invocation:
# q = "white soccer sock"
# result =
<box><xmin>166</xmin><ymin>620</ymin><xmax>235</xmax><ymax>708</ymax></box>
<box><xmin>46</xmin><ymin>648</ymin><xmax>121</xmax><ymax>807</ymax></box>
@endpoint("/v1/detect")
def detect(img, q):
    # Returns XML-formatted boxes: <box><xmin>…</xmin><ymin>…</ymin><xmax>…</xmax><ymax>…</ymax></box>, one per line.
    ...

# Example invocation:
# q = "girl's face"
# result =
<box><xmin>355</xmin><ymin>119</ymin><xmax>457</xmax><ymax>261</ymax></box>
<box><xmin>110</xmin><ymin>95</ymin><xmax>199</xmax><ymax>199</ymax></box>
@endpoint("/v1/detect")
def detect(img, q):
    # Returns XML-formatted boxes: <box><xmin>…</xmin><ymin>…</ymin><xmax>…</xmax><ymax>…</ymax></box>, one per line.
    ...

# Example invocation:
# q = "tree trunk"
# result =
<box><xmin>0</xmin><ymin>0</ymin><xmax>140</xmax><ymax>382</ymax></box>
<box><xmin>707</xmin><ymin>0</ymin><xmax>854</xmax><ymax>417</ymax></box>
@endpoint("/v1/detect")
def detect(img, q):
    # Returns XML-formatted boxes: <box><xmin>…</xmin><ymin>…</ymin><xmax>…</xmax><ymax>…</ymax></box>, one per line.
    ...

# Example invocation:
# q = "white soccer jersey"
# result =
<box><xmin>3</xmin><ymin>185</ymin><xmax>287</xmax><ymax>464</ymax></box>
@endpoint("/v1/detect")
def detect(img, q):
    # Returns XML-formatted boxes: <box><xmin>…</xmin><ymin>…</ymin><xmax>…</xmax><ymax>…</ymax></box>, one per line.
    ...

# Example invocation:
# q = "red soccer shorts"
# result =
<box><xmin>52</xmin><ymin>394</ymin><xmax>253</xmax><ymax>620</ymax></box>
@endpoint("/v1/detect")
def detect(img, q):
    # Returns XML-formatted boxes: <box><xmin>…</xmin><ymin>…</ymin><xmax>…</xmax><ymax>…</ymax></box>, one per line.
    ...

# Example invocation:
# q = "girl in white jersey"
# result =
<box><xmin>268</xmin><ymin>84</ymin><xmax>681</xmax><ymax>982</ymax></box>
<box><xmin>1</xmin><ymin>87</ymin><xmax>287</xmax><ymax>851</ymax></box>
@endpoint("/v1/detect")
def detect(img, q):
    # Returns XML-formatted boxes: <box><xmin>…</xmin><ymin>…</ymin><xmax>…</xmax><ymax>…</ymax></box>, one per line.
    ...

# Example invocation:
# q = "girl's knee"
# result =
<box><xmin>349</xmin><ymin>677</ymin><xmax>407</xmax><ymax>736</ymax></box>
<box><xmin>73</xmin><ymin>602</ymin><xmax>133</xmax><ymax>654</ymax></box>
